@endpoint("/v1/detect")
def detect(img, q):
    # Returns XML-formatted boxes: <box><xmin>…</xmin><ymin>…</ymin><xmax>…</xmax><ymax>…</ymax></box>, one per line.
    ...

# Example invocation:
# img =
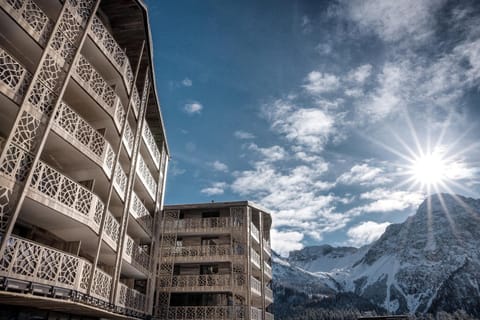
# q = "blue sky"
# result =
<box><xmin>146</xmin><ymin>0</ymin><xmax>480</xmax><ymax>256</ymax></box>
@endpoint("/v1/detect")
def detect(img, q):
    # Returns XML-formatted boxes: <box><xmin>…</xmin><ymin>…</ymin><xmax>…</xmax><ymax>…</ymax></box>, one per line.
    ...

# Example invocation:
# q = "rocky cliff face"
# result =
<box><xmin>273</xmin><ymin>194</ymin><xmax>480</xmax><ymax>316</ymax></box>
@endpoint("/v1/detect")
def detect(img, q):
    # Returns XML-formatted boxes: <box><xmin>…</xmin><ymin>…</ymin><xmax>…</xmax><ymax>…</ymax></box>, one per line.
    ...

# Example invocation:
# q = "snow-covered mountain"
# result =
<box><xmin>273</xmin><ymin>194</ymin><xmax>480</xmax><ymax>317</ymax></box>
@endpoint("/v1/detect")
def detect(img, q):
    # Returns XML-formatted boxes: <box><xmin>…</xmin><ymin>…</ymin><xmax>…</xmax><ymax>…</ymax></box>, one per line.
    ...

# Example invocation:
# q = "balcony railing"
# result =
<box><xmin>265</xmin><ymin>312</ymin><xmax>274</xmax><ymax>320</ymax></box>
<box><xmin>159</xmin><ymin>274</ymin><xmax>245</xmax><ymax>292</ymax></box>
<box><xmin>53</xmin><ymin>102</ymin><xmax>115</xmax><ymax>178</ymax></box>
<box><xmin>0</xmin><ymin>48</ymin><xmax>32</xmax><ymax>103</ymax></box>
<box><xmin>265</xmin><ymin>286</ymin><xmax>273</xmax><ymax>303</ymax></box>
<box><xmin>165</xmin><ymin>217</ymin><xmax>232</xmax><ymax>233</ymax></box>
<box><xmin>122</xmin><ymin>122</ymin><xmax>134</xmax><ymax>157</ymax></box>
<box><xmin>251</xmin><ymin>223</ymin><xmax>260</xmax><ymax>243</ymax></box>
<box><xmin>113</xmin><ymin>164</ymin><xmax>128</xmax><ymax>201</ymax></box>
<box><xmin>0</xmin><ymin>235</ymin><xmax>112</xmax><ymax>303</ymax></box>
<box><xmin>162</xmin><ymin>244</ymin><xmax>245</xmax><ymax>262</ymax></box>
<box><xmin>123</xmin><ymin>235</ymin><xmax>150</xmax><ymax>274</ymax></box>
<box><xmin>0</xmin><ymin>0</ymin><xmax>53</xmax><ymax>46</ymax></box>
<box><xmin>264</xmin><ymin>261</ymin><xmax>272</xmax><ymax>279</ymax></box>
<box><xmin>263</xmin><ymin>238</ymin><xmax>271</xmax><ymax>256</ymax></box>
<box><xmin>251</xmin><ymin>248</ymin><xmax>260</xmax><ymax>269</ymax></box>
<box><xmin>103</xmin><ymin>210</ymin><xmax>120</xmax><ymax>250</ymax></box>
<box><xmin>129</xmin><ymin>192</ymin><xmax>153</xmax><ymax>235</ymax></box>
<box><xmin>136</xmin><ymin>155</ymin><xmax>157</xmax><ymax>199</ymax></box>
<box><xmin>72</xmin><ymin>55</ymin><xmax>127</xmax><ymax>134</ymax></box>
<box><xmin>117</xmin><ymin>283</ymin><xmax>146</xmax><ymax>315</ymax></box>
<box><xmin>88</xmin><ymin>17</ymin><xmax>134</xmax><ymax>95</ymax></box>
<box><xmin>142</xmin><ymin>124</ymin><xmax>161</xmax><ymax>169</ymax></box>
<box><xmin>251</xmin><ymin>276</ymin><xmax>261</xmax><ymax>296</ymax></box>
<box><xmin>163</xmin><ymin>306</ymin><xmax>247</xmax><ymax>320</ymax></box>
<box><xmin>250</xmin><ymin>307</ymin><xmax>262</xmax><ymax>320</ymax></box>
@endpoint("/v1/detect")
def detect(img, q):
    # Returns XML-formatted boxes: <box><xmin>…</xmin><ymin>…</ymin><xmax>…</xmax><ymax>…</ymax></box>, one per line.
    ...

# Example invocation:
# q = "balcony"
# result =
<box><xmin>53</xmin><ymin>102</ymin><xmax>115</xmax><ymax>178</ymax></box>
<box><xmin>0</xmin><ymin>47</ymin><xmax>32</xmax><ymax>103</ymax></box>
<box><xmin>263</xmin><ymin>238</ymin><xmax>271</xmax><ymax>257</ymax></box>
<box><xmin>250</xmin><ymin>276</ymin><xmax>261</xmax><ymax>296</ymax></box>
<box><xmin>129</xmin><ymin>191</ymin><xmax>153</xmax><ymax>236</ymax></box>
<box><xmin>122</xmin><ymin>121</ymin><xmax>134</xmax><ymax>157</ymax></box>
<box><xmin>264</xmin><ymin>261</ymin><xmax>272</xmax><ymax>279</ymax></box>
<box><xmin>0</xmin><ymin>235</ymin><xmax>112</xmax><ymax>303</ymax></box>
<box><xmin>165</xmin><ymin>217</ymin><xmax>232</xmax><ymax>234</ymax></box>
<box><xmin>161</xmin><ymin>244</ymin><xmax>244</xmax><ymax>263</ymax></box>
<box><xmin>136</xmin><ymin>154</ymin><xmax>157</xmax><ymax>200</ymax></box>
<box><xmin>113</xmin><ymin>163</ymin><xmax>128</xmax><ymax>201</ymax></box>
<box><xmin>72</xmin><ymin>55</ymin><xmax>127</xmax><ymax>134</ymax></box>
<box><xmin>88</xmin><ymin>17</ymin><xmax>134</xmax><ymax>97</ymax></box>
<box><xmin>158</xmin><ymin>273</ymin><xmax>245</xmax><ymax>292</ymax></box>
<box><xmin>163</xmin><ymin>306</ymin><xmax>247</xmax><ymax>320</ymax></box>
<box><xmin>265</xmin><ymin>312</ymin><xmax>274</xmax><ymax>320</ymax></box>
<box><xmin>251</xmin><ymin>248</ymin><xmax>260</xmax><ymax>269</ymax></box>
<box><xmin>0</xmin><ymin>0</ymin><xmax>53</xmax><ymax>47</ymax></box>
<box><xmin>250</xmin><ymin>306</ymin><xmax>262</xmax><ymax>320</ymax></box>
<box><xmin>123</xmin><ymin>234</ymin><xmax>150</xmax><ymax>275</ymax></box>
<box><xmin>265</xmin><ymin>286</ymin><xmax>273</xmax><ymax>304</ymax></box>
<box><xmin>116</xmin><ymin>282</ymin><xmax>146</xmax><ymax>315</ymax></box>
<box><xmin>251</xmin><ymin>223</ymin><xmax>260</xmax><ymax>243</ymax></box>
<box><xmin>142</xmin><ymin>124</ymin><xmax>161</xmax><ymax>169</ymax></box>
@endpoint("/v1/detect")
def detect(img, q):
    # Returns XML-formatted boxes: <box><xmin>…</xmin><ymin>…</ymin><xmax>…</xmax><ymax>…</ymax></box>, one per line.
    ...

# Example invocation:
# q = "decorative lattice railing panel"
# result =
<box><xmin>265</xmin><ymin>286</ymin><xmax>274</xmax><ymax>303</ymax></box>
<box><xmin>250</xmin><ymin>307</ymin><xmax>262</xmax><ymax>320</ymax></box>
<box><xmin>90</xmin><ymin>267</ymin><xmax>112</xmax><ymax>302</ymax></box>
<box><xmin>0</xmin><ymin>48</ymin><xmax>32</xmax><ymax>102</ymax></box>
<box><xmin>117</xmin><ymin>283</ymin><xmax>146</xmax><ymax>314</ymax></box>
<box><xmin>251</xmin><ymin>247</ymin><xmax>260</xmax><ymax>269</ymax></box>
<box><xmin>164</xmin><ymin>217</ymin><xmax>232</xmax><ymax>233</ymax></box>
<box><xmin>162</xmin><ymin>244</ymin><xmax>245</xmax><ymax>263</ymax></box>
<box><xmin>251</xmin><ymin>222</ymin><xmax>260</xmax><ymax>243</ymax></box>
<box><xmin>123</xmin><ymin>235</ymin><xmax>149</xmax><ymax>274</ymax></box>
<box><xmin>163</xmin><ymin>306</ymin><xmax>247</xmax><ymax>320</ymax></box>
<box><xmin>129</xmin><ymin>192</ymin><xmax>153</xmax><ymax>235</ymax></box>
<box><xmin>113</xmin><ymin>164</ymin><xmax>127</xmax><ymax>201</ymax></box>
<box><xmin>250</xmin><ymin>276</ymin><xmax>261</xmax><ymax>296</ymax></box>
<box><xmin>142</xmin><ymin>124</ymin><xmax>161</xmax><ymax>169</ymax></box>
<box><xmin>264</xmin><ymin>260</ymin><xmax>272</xmax><ymax>279</ymax></box>
<box><xmin>103</xmin><ymin>211</ymin><xmax>119</xmax><ymax>250</ymax></box>
<box><xmin>136</xmin><ymin>155</ymin><xmax>156</xmax><ymax>199</ymax></box>
<box><xmin>0</xmin><ymin>236</ymin><xmax>90</xmax><ymax>293</ymax></box>
<box><xmin>158</xmin><ymin>274</ymin><xmax>245</xmax><ymax>292</ymax></box>
<box><xmin>1</xmin><ymin>0</ymin><xmax>53</xmax><ymax>46</ymax></box>
<box><xmin>122</xmin><ymin>122</ymin><xmax>134</xmax><ymax>157</ymax></box>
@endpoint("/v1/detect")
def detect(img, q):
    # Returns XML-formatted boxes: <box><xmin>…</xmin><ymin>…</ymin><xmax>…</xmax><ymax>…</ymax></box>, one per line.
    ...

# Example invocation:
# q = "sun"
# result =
<box><xmin>409</xmin><ymin>151</ymin><xmax>448</xmax><ymax>188</ymax></box>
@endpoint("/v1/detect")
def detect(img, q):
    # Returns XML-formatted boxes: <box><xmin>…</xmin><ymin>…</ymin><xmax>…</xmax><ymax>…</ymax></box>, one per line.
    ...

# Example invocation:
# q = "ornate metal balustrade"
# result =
<box><xmin>123</xmin><ymin>234</ymin><xmax>150</xmax><ymax>274</ymax></box>
<box><xmin>53</xmin><ymin>102</ymin><xmax>115</xmax><ymax>178</ymax></box>
<box><xmin>64</xmin><ymin>0</ymin><xmax>95</xmax><ymax>27</ymax></box>
<box><xmin>164</xmin><ymin>306</ymin><xmax>247</xmax><ymax>320</ymax></box>
<box><xmin>265</xmin><ymin>312</ymin><xmax>274</xmax><ymax>320</ymax></box>
<box><xmin>263</xmin><ymin>238</ymin><xmax>271</xmax><ymax>256</ymax></box>
<box><xmin>103</xmin><ymin>210</ymin><xmax>119</xmax><ymax>250</ymax></box>
<box><xmin>88</xmin><ymin>16</ymin><xmax>134</xmax><ymax>95</ymax></box>
<box><xmin>0</xmin><ymin>0</ymin><xmax>53</xmax><ymax>46</ymax></box>
<box><xmin>250</xmin><ymin>307</ymin><xmax>262</xmax><ymax>320</ymax></box>
<box><xmin>142</xmin><ymin>124</ymin><xmax>161</xmax><ymax>169</ymax></box>
<box><xmin>251</xmin><ymin>248</ymin><xmax>260</xmax><ymax>269</ymax></box>
<box><xmin>117</xmin><ymin>282</ymin><xmax>146</xmax><ymax>315</ymax></box>
<box><xmin>122</xmin><ymin>122</ymin><xmax>134</xmax><ymax>157</ymax></box>
<box><xmin>164</xmin><ymin>217</ymin><xmax>233</xmax><ymax>234</ymax></box>
<box><xmin>113</xmin><ymin>164</ymin><xmax>127</xmax><ymax>201</ymax></box>
<box><xmin>161</xmin><ymin>244</ymin><xmax>245</xmax><ymax>263</ymax></box>
<box><xmin>158</xmin><ymin>273</ymin><xmax>245</xmax><ymax>292</ymax></box>
<box><xmin>250</xmin><ymin>276</ymin><xmax>261</xmax><ymax>296</ymax></box>
<box><xmin>136</xmin><ymin>155</ymin><xmax>156</xmax><ymax>199</ymax></box>
<box><xmin>264</xmin><ymin>261</ymin><xmax>272</xmax><ymax>279</ymax></box>
<box><xmin>129</xmin><ymin>191</ymin><xmax>153</xmax><ymax>235</ymax></box>
<box><xmin>251</xmin><ymin>223</ymin><xmax>260</xmax><ymax>243</ymax></box>
<box><xmin>0</xmin><ymin>48</ymin><xmax>32</xmax><ymax>103</ymax></box>
<box><xmin>265</xmin><ymin>286</ymin><xmax>273</xmax><ymax>303</ymax></box>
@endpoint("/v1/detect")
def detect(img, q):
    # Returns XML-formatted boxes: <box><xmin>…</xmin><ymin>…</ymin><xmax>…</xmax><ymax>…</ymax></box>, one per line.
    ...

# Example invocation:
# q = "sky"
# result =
<box><xmin>145</xmin><ymin>0</ymin><xmax>480</xmax><ymax>256</ymax></box>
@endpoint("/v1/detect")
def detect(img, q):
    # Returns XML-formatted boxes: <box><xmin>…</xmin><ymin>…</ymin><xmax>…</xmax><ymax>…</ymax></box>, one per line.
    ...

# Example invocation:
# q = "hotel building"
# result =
<box><xmin>0</xmin><ymin>0</ymin><xmax>168</xmax><ymax>318</ymax></box>
<box><xmin>155</xmin><ymin>201</ymin><xmax>274</xmax><ymax>320</ymax></box>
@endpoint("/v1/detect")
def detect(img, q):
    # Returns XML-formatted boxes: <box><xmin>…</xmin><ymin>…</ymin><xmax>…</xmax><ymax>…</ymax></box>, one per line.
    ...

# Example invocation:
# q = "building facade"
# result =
<box><xmin>0</xmin><ymin>0</ymin><xmax>168</xmax><ymax>318</ymax></box>
<box><xmin>155</xmin><ymin>202</ymin><xmax>274</xmax><ymax>320</ymax></box>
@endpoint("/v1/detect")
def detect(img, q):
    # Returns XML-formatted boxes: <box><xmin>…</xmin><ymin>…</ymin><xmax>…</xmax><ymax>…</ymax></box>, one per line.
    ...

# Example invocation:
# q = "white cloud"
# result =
<box><xmin>348</xmin><ymin>188</ymin><xmax>424</xmax><ymax>215</ymax></box>
<box><xmin>182</xmin><ymin>78</ymin><xmax>192</xmax><ymax>87</ymax></box>
<box><xmin>234</xmin><ymin>130</ymin><xmax>255</xmax><ymax>140</ymax></box>
<box><xmin>346</xmin><ymin>221</ymin><xmax>391</xmax><ymax>247</ymax></box>
<box><xmin>248</xmin><ymin>143</ymin><xmax>287</xmax><ymax>163</ymax></box>
<box><xmin>316</xmin><ymin>43</ymin><xmax>332</xmax><ymax>55</ymax></box>
<box><xmin>201</xmin><ymin>182</ymin><xmax>227</xmax><ymax>196</ymax></box>
<box><xmin>210</xmin><ymin>160</ymin><xmax>229</xmax><ymax>172</ymax></box>
<box><xmin>347</xmin><ymin>64</ymin><xmax>372</xmax><ymax>83</ymax></box>
<box><xmin>263</xmin><ymin>99</ymin><xmax>335</xmax><ymax>152</ymax></box>
<box><xmin>184</xmin><ymin>102</ymin><xmax>203</xmax><ymax>115</ymax></box>
<box><xmin>303</xmin><ymin>71</ymin><xmax>340</xmax><ymax>94</ymax></box>
<box><xmin>337</xmin><ymin>163</ymin><xmax>391</xmax><ymax>186</ymax></box>
<box><xmin>346</xmin><ymin>0</ymin><xmax>445</xmax><ymax>43</ymax></box>
<box><xmin>271</xmin><ymin>229</ymin><xmax>304</xmax><ymax>257</ymax></box>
